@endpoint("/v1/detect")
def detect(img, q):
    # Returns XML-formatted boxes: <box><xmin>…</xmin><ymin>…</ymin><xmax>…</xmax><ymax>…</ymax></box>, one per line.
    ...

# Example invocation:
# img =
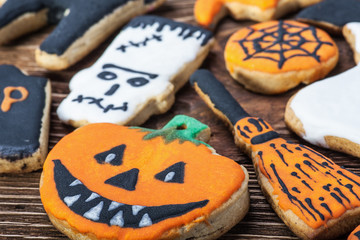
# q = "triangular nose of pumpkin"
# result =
<box><xmin>105</xmin><ymin>168</ymin><xmax>139</xmax><ymax>191</ymax></box>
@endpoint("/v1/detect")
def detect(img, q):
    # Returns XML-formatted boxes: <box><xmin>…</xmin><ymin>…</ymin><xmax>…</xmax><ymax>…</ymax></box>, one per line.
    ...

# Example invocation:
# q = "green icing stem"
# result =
<box><xmin>131</xmin><ymin>115</ymin><xmax>210</xmax><ymax>147</ymax></box>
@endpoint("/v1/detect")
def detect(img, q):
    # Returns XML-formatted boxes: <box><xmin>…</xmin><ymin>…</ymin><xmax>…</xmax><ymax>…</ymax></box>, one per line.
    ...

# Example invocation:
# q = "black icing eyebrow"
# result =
<box><xmin>124</xmin><ymin>15</ymin><xmax>213</xmax><ymax>46</ymax></box>
<box><xmin>102</xmin><ymin>64</ymin><xmax>158</xmax><ymax>79</ymax></box>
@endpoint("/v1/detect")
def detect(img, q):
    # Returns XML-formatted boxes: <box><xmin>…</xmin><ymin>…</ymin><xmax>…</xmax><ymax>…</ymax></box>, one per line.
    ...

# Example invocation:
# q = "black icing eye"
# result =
<box><xmin>98</xmin><ymin>71</ymin><xmax>117</xmax><ymax>80</ymax></box>
<box><xmin>127</xmin><ymin>77</ymin><xmax>149</xmax><ymax>87</ymax></box>
<box><xmin>155</xmin><ymin>162</ymin><xmax>185</xmax><ymax>183</ymax></box>
<box><xmin>94</xmin><ymin>144</ymin><xmax>126</xmax><ymax>166</ymax></box>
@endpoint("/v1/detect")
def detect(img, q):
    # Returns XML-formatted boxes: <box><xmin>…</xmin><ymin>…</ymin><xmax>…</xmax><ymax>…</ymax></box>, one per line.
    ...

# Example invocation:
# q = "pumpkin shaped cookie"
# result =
<box><xmin>40</xmin><ymin>115</ymin><xmax>249</xmax><ymax>240</ymax></box>
<box><xmin>191</xmin><ymin>70</ymin><xmax>360</xmax><ymax>240</ymax></box>
<box><xmin>224</xmin><ymin>20</ymin><xmax>338</xmax><ymax>94</ymax></box>
<box><xmin>194</xmin><ymin>0</ymin><xmax>322</xmax><ymax>29</ymax></box>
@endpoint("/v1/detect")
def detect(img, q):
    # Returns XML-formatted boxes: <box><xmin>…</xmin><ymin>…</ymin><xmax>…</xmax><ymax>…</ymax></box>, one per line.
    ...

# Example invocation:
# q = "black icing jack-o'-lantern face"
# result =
<box><xmin>40</xmin><ymin>116</ymin><xmax>245</xmax><ymax>239</ymax></box>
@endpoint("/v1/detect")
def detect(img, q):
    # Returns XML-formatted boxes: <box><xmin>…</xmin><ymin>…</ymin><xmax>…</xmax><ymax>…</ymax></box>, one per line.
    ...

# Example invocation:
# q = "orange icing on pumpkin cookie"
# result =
<box><xmin>235</xmin><ymin>117</ymin><xmax>360</xmax><ymax>229</ymax></box>
<box><xmin>194</xmin><ymin>0</ymin><xmax>279</xmax><ymax>27</ymax></box>
<box><xmin>40</xmin><ymin>119</ymin><xmax>245</xmax><ymax>239</ymax></box>
<box><xmin>349</xmin><ymin>225</ymin><xmax>360</xmax><ymax>240</ymax></box>
<box><xmin>225</xmin><ymin>20</ymin><xmax>338</xmax><ymax>74</ymax></box>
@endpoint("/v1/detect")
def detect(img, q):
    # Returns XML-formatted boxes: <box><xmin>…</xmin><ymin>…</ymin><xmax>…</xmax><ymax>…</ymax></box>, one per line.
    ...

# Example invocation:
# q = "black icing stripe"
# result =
<box><xmin>296</xmin><ymin>0</ymin><xmax>360</xmax><ymax>27</ymax></box>
<box><xmin>0</xmin><ymin>0</ymin><xmax>45</xmax><ymax>28</ymax></box>
<box><xmin>125</xmin><ymin>15</ymin><xmax>213</xmax><ymax>46</ymax></box>
<box><xmin>190</xmin><ymin>69</ymin><xmax>250</xmax><ymax>125</ymax></box>
<box><xmin>250</xmin><ymin>131</ymin><xmax>279</xmax><ymax>145</ymax></box>
<box><xmin>0</xmin><ymin>65</ymin><xmax>47</xmax><ymax>161</ymax></box>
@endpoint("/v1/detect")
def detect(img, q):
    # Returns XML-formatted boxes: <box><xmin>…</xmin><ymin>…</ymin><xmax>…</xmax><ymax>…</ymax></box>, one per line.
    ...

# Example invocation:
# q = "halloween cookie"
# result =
<box><xmin>0</xmin><ymin>0</ymin><xmax>166</xmax><ymax>71</ymax></box>
<box><xmin>285</xmin><ymin>65</ymin><xmax>360</xmax><ymax>158</ymax></box>
<box><xmin>224</xmin><ymin>20</ymin><xmax>338</xmax><ymax>94</ymax></box>
<box><xmin>349</xmin><ymin>226</ymin><xmax>360</xmax><ymax>240</ymax></box>
<box><xmin>56</xmin><ymin>16</ymin><xmax>214</xmax><ymax>128</ymax></box>
<box><xmin>190</xmin><ymin>69</ymin><xmax>360</xmax><ymax>240</ymax></box>
<box><xmin>40</xmin><ymin>115</ymin><xmax>249</xmax><ymax>240</ymax></box>
<box><xmin>297</xmin><ymin>0</ymin><xmax>360</xmax><ymax>34</ymax></box>
<box><xmin>194</xmin><ymin>0</ymin><xmax>322</xmax><ymax>29</ymax></box>
<box><xmin>0</xmin><ymin>65</ymin><xmax>51</xmax><ymax>173</ymax></box>
<box><xmin>343</xmin><ymin>22</ymin><xmax>360</xmax><ymax>64</ymax></box>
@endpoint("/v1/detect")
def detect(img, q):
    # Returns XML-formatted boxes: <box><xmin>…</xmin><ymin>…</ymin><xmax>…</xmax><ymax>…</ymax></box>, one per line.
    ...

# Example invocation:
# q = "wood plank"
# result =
<box><xmin>0</xmin><ymin>0</ymin><xmax>356</xmax><ymax>239</ymax></box>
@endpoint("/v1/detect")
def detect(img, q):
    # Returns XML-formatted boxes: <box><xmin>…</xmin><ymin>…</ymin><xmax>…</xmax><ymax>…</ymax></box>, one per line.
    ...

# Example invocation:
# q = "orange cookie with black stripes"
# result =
<box><xmin>349</xmin><ymin>225</ymin><xmax>360</xmax><ymax>240</ymax></box>
<box><xmin>194</xmin><ymin>0</ymin><xmax>322</xmax><ymax>29</ymax></box>
<box><xmin>0</xmin><ymin>65</ymin><xmax>51</xmax><ymax>173</ymax></box>
<box><xmin>224</xmin><ymin>20</ymin><xmax>338</xmax><ymax>94</ymax></box>
<box><xmin>40</xmin><ymin>115</ymin><xmax>249</xmax><ymax>240</ymax></box>
<box><xmin>191</xmin><ymin>70</ymin><xmax>360</xmax><ymax>240</ymax></box>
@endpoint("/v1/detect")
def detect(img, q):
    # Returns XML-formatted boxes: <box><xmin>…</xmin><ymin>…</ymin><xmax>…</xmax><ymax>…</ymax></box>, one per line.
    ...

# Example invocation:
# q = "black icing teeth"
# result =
<box><xmin>53</xmin><ymin>160</ymin><xmax>209</xmax><ymax>228</ymax></box>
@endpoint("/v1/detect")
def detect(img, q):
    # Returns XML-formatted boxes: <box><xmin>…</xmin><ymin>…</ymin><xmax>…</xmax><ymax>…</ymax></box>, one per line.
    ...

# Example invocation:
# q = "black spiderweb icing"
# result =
<box><xmin>237</xmin><ymin>21</ymin><xmax>334</xmax><ymax>69</ymax></box>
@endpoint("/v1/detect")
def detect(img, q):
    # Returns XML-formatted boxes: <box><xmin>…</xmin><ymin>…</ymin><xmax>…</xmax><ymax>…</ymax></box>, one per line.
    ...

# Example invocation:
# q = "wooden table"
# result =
<box><xmin>0</xmin><ymin>0</ymin><xmax>357</xmax><ymax>239</ymax></box>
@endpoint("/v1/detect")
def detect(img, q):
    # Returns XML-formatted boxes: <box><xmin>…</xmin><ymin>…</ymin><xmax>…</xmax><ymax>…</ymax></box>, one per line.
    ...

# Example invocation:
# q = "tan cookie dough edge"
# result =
<box><xmin>66</xmin><ymin>38</ymin><xmax>215</xmax><ymax>128</ymax></box>
<box><xmin>0</xmin><ymin>9</ymin><xmax>48</xmax><ymax>45</ymax></box>
<box><xmin>40</xmin><ymin>165</ymin><xmax>249</xmax><ymax>240</ymax></box>
<box><xmin>285</xmin><ymin>95</ymin><xmax>360</xmax><ymax>158</ymax></box>
<box><xmin>35</xmin><ymin>0</ymin><xmax>143</xmax><ymax>71</ymax></box>
<box><xmin>0</xmin><ymin>80</ymin><xmax>51</xmax><ymax>173</ymax></box>
<box><xmin>226</xmin><ymin>52</ymin><xmax>338</xmax><ymax>95</ymax></box>
<box><xmin>343</xmin><ymin>25</ymin><xmax>360</xmax><ymax>64</ymax></box>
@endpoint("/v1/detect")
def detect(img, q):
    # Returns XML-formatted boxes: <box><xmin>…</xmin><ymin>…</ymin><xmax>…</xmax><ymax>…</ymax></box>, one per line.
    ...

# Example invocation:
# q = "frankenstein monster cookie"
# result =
<box><xmin>57</xmin><ymin>16</ymin><xmax>214</xmax><ymax>128</ymax></box>
<box><xmin>0</xmin><ymin>0</ymin><xmax>166</xmax><ymax>70</ymax></box>
<box><xmin>297</xmin><ymin>0</ymin><xmax>360</xmax><ymax>34</ymax></box>
<box><xmin>194</xmin><ymin>0</ymin><xmax>322</xmax><ymax>29</ymax></box>
<box><xmin>224</xmin><ymin>20</ymin><xmax>338</xmax><ymax>94</ymax></box>
<box><xmin>0</xmin><ymin>65</ymin><xmax>51</xmax><ymax>173</ymax></box>
<box><xmin>285</xmin><ymin>65</ymin><xmax>360</xmax><ymax>158</ymax></box>
<box><xmin>191</xmin><ymin>70</ymin><xmax>360</xmax><ymax>240</ymax></box>
<box><xmin>40</xmin><ymin>115</ymin><xmax>249</xmax><ymax>240</ymax></box>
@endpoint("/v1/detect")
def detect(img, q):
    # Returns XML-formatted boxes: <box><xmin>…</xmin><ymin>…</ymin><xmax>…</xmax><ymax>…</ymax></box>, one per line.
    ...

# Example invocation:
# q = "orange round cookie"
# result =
<box><xmin>40</xmin><ymin>116</ymin><xmax>249</xmax><ymax>240</ymax></box>
<box><xmin>225</xmin><ymin>20</ymin><xmax>339</xmax><ymax>94</ymax></box>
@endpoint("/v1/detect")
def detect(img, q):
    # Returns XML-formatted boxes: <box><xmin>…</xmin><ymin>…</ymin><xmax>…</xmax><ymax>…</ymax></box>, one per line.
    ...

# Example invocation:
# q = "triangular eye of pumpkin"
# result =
<box><xmin>94</xmin><ymin>144</ymin><xmax>126</xmax><ymax>166</ymax></box>
<box><xmin>155</xmin><ymin>162</ymin><xmax>185</xmax><ymax>183</ymax></box>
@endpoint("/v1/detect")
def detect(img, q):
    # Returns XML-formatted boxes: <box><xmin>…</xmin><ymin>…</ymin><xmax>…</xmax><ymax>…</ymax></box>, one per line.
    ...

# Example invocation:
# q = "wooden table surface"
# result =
<box><xmin>0</xmin><ymin>0</ymin><xmax>358</xmax><ymax>239</ymax></box>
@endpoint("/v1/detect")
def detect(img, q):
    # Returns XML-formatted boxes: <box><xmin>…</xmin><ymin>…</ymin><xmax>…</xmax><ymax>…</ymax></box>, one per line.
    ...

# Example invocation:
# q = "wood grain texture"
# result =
<box><xmin>0</xmin><ymin>0</ymin><xmax>357</xmax><ymax>239</ymax></box>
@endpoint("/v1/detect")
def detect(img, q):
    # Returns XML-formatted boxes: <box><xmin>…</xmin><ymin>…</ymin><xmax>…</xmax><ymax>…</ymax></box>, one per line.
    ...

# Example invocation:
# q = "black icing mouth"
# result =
<box><xmin>53</xmin><ymin>160</ymin><xmax>209</xmax><ymax>228</ymax></box>
<box><xmin>72</xmin><ymin>95</ymin><xmax>128</xmax><ymax>113</ymax></box>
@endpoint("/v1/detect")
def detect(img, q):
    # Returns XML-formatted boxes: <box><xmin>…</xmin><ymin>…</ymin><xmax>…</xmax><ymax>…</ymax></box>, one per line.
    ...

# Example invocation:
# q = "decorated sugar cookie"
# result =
<box><xmin>224</xmin><ymin>20</ymin><xmax>338</xmax><ymax>94</ymax></box>
<box><xmin>40</xmin><ymin>115</ymin><xmax>249</xmax><ymax>240</ymax></box>
<box><xmin>194</xmin><ymin>0</ymin><xmax>322</xmax><ymax>29</ymax></box>
<box><xmin>57</xmin><ymin>16</ymin><xmax>214</xmax><ymax>128</ymax></box>
<box><xmin>297</xmin><ymin>0</ymin><xmax>360</xmax><ymax>34</ymax></box>
<box><xmin>344</xmin><ymin>22</ymin><xmax>360</xmax><ymax>64</ymax></box>
<box><xmin>349</xmin><ymin>226</ymin><xmax>360</xmax><ymax>240</ymax></box>
<box><xmin>0</xmin><ymin>0</ymin><xmax>166</xmax><ymax>70</ymax></box>
<box><xmin>285</xmin><ymin>65</ymin><xmax>360</xmax><ymax>158</ymax></box>
<box><xmin>190</xmin><ymin>70</ymin><xmax>360</xmax><ymax>240</ymax></box>
<box><xmin>0</xmin><ymin>65</ymin><xmax>51</xmax><ymax>173</ymax></box>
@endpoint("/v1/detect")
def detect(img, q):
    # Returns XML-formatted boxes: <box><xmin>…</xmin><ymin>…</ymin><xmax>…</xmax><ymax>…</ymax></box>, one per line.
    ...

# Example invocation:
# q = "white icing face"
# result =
<box><xmin>57</xmin><ymin>19</ymin><xmax>209</xmax><ymax>125</ymax></box>
<box><xmin>290</xmin><ymin>65</ymin><xmax>360</xmax><ymax>147</ymax></box>
<box><xmin>346</xmin><ymin>22</ymin><xmax>360</xmax><ymax>53</ymax></box>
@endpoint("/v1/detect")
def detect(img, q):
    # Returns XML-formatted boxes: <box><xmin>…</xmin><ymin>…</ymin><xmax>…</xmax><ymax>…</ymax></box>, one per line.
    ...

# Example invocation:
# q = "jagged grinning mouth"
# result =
<box><xmin>53</xmin><ymin>160</ymin><xmax>209</xmax><ymax>228</ymax></box>
<box><xmin>72</xmin><ymin>95</ymin><xmax>128</xmax><ymax>113</ymax></box>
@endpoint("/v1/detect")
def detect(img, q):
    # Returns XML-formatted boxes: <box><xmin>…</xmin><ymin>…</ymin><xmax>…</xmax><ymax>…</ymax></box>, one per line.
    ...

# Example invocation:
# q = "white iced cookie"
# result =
<box><xmin>57</xmin><ymin>16</ymin><xmax>214</xmax><ymax>128</ymax></box>
<box><xmin>343</xmin><ymin>22</ymin><xmax>360</xmax><ymax>64</ymax></box>
<box><xmin>285</xmin><ymin>65</ymin><xmax>360</xmax><ymax>158</ymax></box>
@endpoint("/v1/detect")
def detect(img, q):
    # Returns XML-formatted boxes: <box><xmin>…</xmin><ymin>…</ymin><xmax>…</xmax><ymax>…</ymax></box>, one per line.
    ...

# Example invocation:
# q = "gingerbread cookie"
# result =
<box><xmin>57</xmin><ymin>16</ymin><xmax>214</xmax><ymax>128</ymax></box>
<box><xmin>0</xmin><ymin>65</ymin><xmax>51</xmax><ymax>173</ymax></box>
<box><xmin>343</xmin><ymin>22</ymin><xmax>360</xmax><ymax>64</ymax></box>
<box><xmin>194</xmin><ymin>0</ymin><xmax>322</xmax><ymax>29</ymax></box>
<box><xmin>0</xmin><ymin>0</ymin><xmax>166</xmax><ymax>71</ymax></box>
<box><xmin>40</xmin><ymin>115</ymin><xmax>249</xmax><ymax>240</ymax></box>
<box><xmin>297</xmin><ymin>0</ymin><xmax>360</xmax><ymax>34</ymax></box>
<box><xmin>224</xmin><ymin>20</ymin><xmax>338</xmax><ymax>94</ymax></box>
<box><xmin>191</xmin><ymin>69</ymin><xmax>360</xmax><ymax>240</ymax></box>
<box><xmin>349</xmin><ymin>226</ymin><xmax>360</xmax><ymax>240</ymax></box>
<box><xmin>285</xmin><ymin>65</ymin><xmax>360</xmax><ymax>158</ymax></box>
